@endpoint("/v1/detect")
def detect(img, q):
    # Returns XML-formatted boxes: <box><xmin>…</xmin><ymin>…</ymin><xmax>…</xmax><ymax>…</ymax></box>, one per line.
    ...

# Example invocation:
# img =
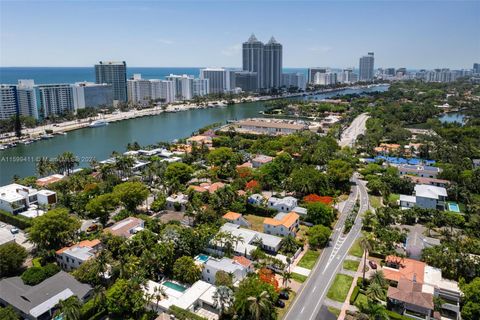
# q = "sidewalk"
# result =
<box><xmin>338</xmin><ymin>251</ymin><xmax>365</xmax><ymax>319</ymax></box>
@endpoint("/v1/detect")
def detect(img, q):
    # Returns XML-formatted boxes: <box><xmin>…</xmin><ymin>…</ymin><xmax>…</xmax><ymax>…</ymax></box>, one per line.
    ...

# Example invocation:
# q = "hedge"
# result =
<box><xmin>245</xmin><ymin>203</ymin><xmax>277</xmax><ymax>217</ymax></box>
<box><xmin>0</xmin><ymin>209</ymin><xmax>33</xmax><ymax>229</ymax></box>
<box><xmin>169</xmin><ymin>305</ymin><xmax>206</xmax><ymax>320</ymax></box>
<box><xmin>349</xmin><ymin>285</ymin><xmax>360</xmax><ymax>305</ymax></box>
<box><xmin>386</xmin><ymin>310</ymin><xmax>411</xmax><ymax>320</ymax></box>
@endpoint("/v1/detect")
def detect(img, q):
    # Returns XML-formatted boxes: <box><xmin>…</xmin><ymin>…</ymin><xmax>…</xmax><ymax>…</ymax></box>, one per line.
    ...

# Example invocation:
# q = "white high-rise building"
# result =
<box><xmin>17</xmin><ymin>80</ymin><xmax>39</xmax><ymax>119</ymax></box>
<box><xmin>150</xmin><ymin>80</ymin><xmax>176</xmax><ymax>103</ymax></box>
<box><xmin>166</xmin><ymin>74</ymin><xmax>194</xmax><ymax>100</ymax></box>
<box><xmin>36</xmin><ymin>84</ymin><xmax>74</xmax><ymax>117</ymax></box>
<box><xmin>72</xmin><ymin>82</ymin><xmax>113</xmax><ymax>110</ymax></box>
<box><xmin>199</xmin><ymin>68</ymin><xmax>228</xmax><ymax>94</ymax></box>
<box><xmin>193</xmin><ymin>78</ymin><xmax>210</xmax><ymax>97</ymax></box>
<box><xmin>314</xmin><ymin>71</ymin><xmax>337</xmax><ymax>85</ymax></box>
<box><xmin>127</xmin><ymin>74</ymin><xmax>152</xmax><ymax>102</ymax></box>
<box><xmin>0</xmin><ymin>85</ymin><xmax>18</xmax><ymax>120</ymax></box>
<box><xmin>339</xmin><ymin>68</ymin><xmax>358</xmax><ymax>84</ymax></box>
<box><xmin>281</xmin><ymin>73</ymin><xmax>306</xmax><ymax>90</ymax></box>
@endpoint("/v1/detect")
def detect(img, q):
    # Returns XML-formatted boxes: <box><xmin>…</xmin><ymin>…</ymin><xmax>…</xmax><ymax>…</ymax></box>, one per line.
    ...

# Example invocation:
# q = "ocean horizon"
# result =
<box><xmin>0</xmin><ymin>67</ymin><xmax>308</xmax><ymax>85</ymax></box>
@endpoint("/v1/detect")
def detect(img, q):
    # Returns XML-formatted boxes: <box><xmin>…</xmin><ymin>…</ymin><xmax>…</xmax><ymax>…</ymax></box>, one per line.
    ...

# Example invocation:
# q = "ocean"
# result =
<box><xmin>0</xmin><ymin>67</ymin><xmax>307</xmax><ymax>84</ymax></box>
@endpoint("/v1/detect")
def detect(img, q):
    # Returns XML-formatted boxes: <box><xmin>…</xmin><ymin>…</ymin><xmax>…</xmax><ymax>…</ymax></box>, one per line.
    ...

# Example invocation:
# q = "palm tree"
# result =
<box><xmin>247</xmin><ymin>291</ymin><xmax>271</xmax><ymax>320</ymax></box>
<box><xmin>56</xmin><ymin>296</ymin><xmax>82</xmax><ymax>320</ymax></box>
<box><xmin>360</xmin><ymin>234</ymin><xmax>374</xmax><ymax>287</ymax></box>
<box><xmin>282</xmin><ymin>270</ymin><xmax>292</xmax><ymax>288</ymax></box>
<box><xmin>369</xmin><ymin>270</ymin><xmax>387</xmax><ymax>288</ymax></box>
<box><xmin>366</xmin><ymin>282</ymin><xmax>385</xmax><ymax>301</ymax></box>
<box><xmin>92</xmin><ymin>285</ymin><xmax>106</xmax><ymax>308</ymax></box>
<box><xmin>56</xmin><ymin>152</ymin><xmax>79</xmax><ymax>175</ymax></box>
<box><xmin>359</xmin><ymin>300</ymin><xmax>389</xmax><ymax>320</ymax></box>
<box><xmin>213</xmin><ymin>285</ymin><xmax>234</xmax><ymax>315</ymax></box>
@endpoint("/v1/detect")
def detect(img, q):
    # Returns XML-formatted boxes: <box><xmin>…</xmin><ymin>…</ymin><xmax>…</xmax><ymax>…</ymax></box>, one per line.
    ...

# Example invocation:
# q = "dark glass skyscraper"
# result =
<box><xmin>264</xmin><ymin>37</ymin><xmax>282</xmax><ymax>89</ymax></box>
<box><xmin>95</xmin><ymin>61</ymin><xmax>127</xmax><ymax>102</ymax></box>
<box><xmin>242</xmin><ymin>34</ymin><xmax>264</xmax><ymax>89</ymax></box>
<box><xmin>359</xmin><ymin>52</ymin><xmax>375</xmax><ymax>81</ymax></box>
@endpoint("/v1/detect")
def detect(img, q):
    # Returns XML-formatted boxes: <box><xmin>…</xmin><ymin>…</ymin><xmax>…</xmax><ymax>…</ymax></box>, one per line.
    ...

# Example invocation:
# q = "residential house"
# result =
<box><xmin>233</xmin><ymin>256</ymin><xmax>255</xmax><ymax>273</ymax></box>
<box><xmin>0</xmin><ymin>183</ymin><xmax>56</xmax><ymax>216</ymax></box>
<box><xmin>186</xmin><ymin>135</ymin><xmax>213</xmax><ymax>147</ymax></box>
<box><xmin>222</xmin><ymin>211</ymin><xmax>250</xmax><ymax>227</ymax></box>
<box><xmin>473</xmin><ymin>159</ymin><xmax>480</xmax><ymax>169</ymax></box>
<box><xmin>166</xmin><ymin>193</ymin><xmax>189</xmax><ymax>211</ymax></box>
<box><xmin>251</xmin><ymin>155</ymin><xmax>274</xmax><ymax>168</ymax></box>
<box><xmin>104</xmin><ymin>217</ymin><xmax>144</xmax><ymax>238</ymax></box>
<box><xmin>200</xmin><ymin>256</ymin><xmax>250</xmax><ymax>285</ymax></box>
<box><xmin>189</xmin><ymin>182</ymin><xmax>225</xmax><ymax>194</ymax></box>
<box><xmin>208</xmin><ymin>223</ymin><xmax>283</xmax><ymax>257</ymax></box>
<box><xmin>56</xmin><ymin>239</ymin><xmax>101</xmax><ymax>271</ymax></box>
<box><xmin>0</xmin><ymin>271</ymin><xmax>92</xmax><ymax>320</ymax></box>
<box><xmin>403</xmin><ymin>175</ymin><xmax>450</xmax><ymax>188</ymax></box>
<box><xmin>263</xmin><ymin>211</ymin><xmax>300</xmax><ymax>237</ymax></box>
<box><xmin>384</xmin><ymin>256</ymin><xmax>461</xmax><ymax>320</ymax></box>
<box><xmin>235</xmin><ymin>119</ymin><xmax>308</xmax><ymax>136</ymax></box>
<box><xmin>247</xmin><ymin>193</ymin><xmax>264</xmax><ymax>206</ymax></box>
<box><xmin>268</xmin><ymin>196</ymin><xmax>297</xmax><ymax>212</ymax></box>
<box><xmin>35</xmin><ymin>174</ymin><xmax>65</xmax><ymax>187</ymax></box>
<box><xmin>397</xmin><ymin>164</ymin><xmax>442</xmax><ymax>179</ymax></box>
<box><xmin>400</xmin><ymin>184</ymin><xmax>447</xmax><ymax>211</ymax></box>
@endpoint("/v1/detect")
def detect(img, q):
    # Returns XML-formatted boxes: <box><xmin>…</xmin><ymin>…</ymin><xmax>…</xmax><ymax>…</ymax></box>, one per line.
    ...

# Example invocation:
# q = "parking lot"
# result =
<box><xmin>0</xmin><ymin>223</ymin><xmax>34</xmax><ymax>251</ymax></box>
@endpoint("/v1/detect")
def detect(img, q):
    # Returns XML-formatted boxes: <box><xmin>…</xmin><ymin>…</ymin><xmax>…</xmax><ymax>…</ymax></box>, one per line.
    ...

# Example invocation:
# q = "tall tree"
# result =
<box><xmin>0</xmin><ymin>242</ymin><xmax>28</xmax><ymax>277</ymax></box>
<box><xmin>213</xmin><ymin>285</ymin><xmax>234</xmax><ymax>315</ymax></box>
<box><xmin>56</xmin><ymin>296</ymin><xmax>82</xmax><ymax>320</ymax></box>
<box><xmin>113</xmin><ymin>181</ymin><xmax>149</xmax><ymax>212</ymax></box>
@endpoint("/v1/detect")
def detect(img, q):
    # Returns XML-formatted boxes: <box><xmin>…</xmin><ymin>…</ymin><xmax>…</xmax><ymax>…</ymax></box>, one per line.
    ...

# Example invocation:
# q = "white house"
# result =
<box><xmin>56</xmin><ymin>239</ymin><xmax>101</xmax><ymax>271</ymax></box>
<box><xmin>104</xmin><ymin>217</ymin><xmax>145</xmax><ymax>238</ymax></box>
<box><xmin>263</xmin><ymin>211</ymin><xmax>300</xmax><ymax>237</ymax></box>
<box><xmin>166</xmin><ymin>193</ymin><xmax>189</xmax><ymax>211</ymax></box>
<box><xmin>247</xmin><ymin>193</ymin><xmax>264</xmax><ymax>206</ymax></box>
<box><xmin>397</xmin><ymin>164</ymin><xmax>442</xmax><ymax>179</ymax></box>
<box><xmin>251</xmin><ymin>155</ymin><xmax>274</xmax><ymax>168</ymax></box>
<box><xmin>222</xmin><ymin>211</ymin><xmax>250</xmax><ymax>227</ymax></box>
<box><xmin>0</xmin><ymin>183</ymin><xmax>56</xmax><ymax>216</ymax></box>
<box><xmin>200</xmin><ymin>256</ymin><xmax>249</xmax><ymax>285</ymax></box>
<box><xmin>399</xmin><ymin>184</ymin><xmax>448</xmax><ymax>211</ymax></box>
<box><xmin>267</xmin><ymin>196</ymin><xmax>298</xmax><ymax>213</ymax></box>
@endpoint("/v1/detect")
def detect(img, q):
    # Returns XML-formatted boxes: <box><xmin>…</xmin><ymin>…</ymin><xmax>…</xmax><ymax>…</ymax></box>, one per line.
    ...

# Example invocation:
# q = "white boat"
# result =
<box><xmin>89</xmin><ymin>120</ymin><xmax>109</xmax><ymax>127</ymax></box>
<box><xmin>40</xmin><ymin>134</ymin><xmax>54</xmax><ymax>140</ymax></box>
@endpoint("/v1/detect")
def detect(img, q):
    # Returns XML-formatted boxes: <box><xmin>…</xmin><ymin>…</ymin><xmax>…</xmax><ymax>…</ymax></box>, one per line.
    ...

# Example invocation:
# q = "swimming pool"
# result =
<box><xmin>195</xmin><ymin>254</ymin><xmax>210</xmax><ymax>263</ymax></box>
<box><xmin>447</xmin><ymin>202</ymin><xmax>460</xmax><ymax>213</ymax></box>
<box><xmin>163</xmin><ymin>281</ymin><xmax>187</xmax><ymax>292</ymax></box>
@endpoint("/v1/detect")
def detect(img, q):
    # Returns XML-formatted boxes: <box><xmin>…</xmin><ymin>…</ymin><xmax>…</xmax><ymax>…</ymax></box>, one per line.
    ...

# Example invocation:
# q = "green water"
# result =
<box><xmin>0</xmin><ymin>85</ymin><xmax>389</xmax><ymax>184</ymax></box>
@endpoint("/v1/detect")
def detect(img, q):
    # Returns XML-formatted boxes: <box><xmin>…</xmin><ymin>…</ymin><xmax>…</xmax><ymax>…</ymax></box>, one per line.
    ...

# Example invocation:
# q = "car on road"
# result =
<box><xmin>10</xmin><ymin>227</ymin><xmax>19</xmax><ymax>234</ymax></box>
<box><xmin>275</xmin><ymin>300</ymin><xmax>285</xmax><ymax>308</ymax></box>
<box><xmin>369</xmin><ymin>260</ymin><xmax>377</xmax><ymax>269</ymax></box>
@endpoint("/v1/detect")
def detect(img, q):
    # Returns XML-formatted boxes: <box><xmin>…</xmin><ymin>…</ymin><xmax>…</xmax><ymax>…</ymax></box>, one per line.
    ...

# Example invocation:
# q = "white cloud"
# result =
<box><xmin>221</xmin><ymin>44</ymin><xmax>241</xmax><ymax>56</ymax></box>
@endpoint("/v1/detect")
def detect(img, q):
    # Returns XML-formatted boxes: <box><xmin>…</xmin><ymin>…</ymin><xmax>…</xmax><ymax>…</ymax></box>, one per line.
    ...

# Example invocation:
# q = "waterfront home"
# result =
<box><xmin>0</xmin><ymin>271</ymin><xmax>92</xmax><ymax>320</ymax></box>
<box><xmin>35</xmin><ymin>174</ymin><xmax>65</xmax><ymax>187</ymax></box>
<box><xmin>56</xmin><ymin>239</ymin><xmax>101</xmax><ymax>271</ymax></box>
<box><xmin>251</xmin><ymin>155</ymin><xmax>274</xmax><ymax>168</ymax></box>
<box><xmin>199</xmin><ymin>256</ymin><xmax>250</xmax><ymax>285</ymax></box>
<box><xmin>166</xmin><ymin>193</ymin><xmax>189</xmax><ymax>211</ymax></box>
<box><xmin>384</xmin><ymin>256</ymin><xmax>461</xmax><ymax>320</ymax></box>
<box><xmin>143</xmin><ymin>279</ymin><xmax>219</xmax><ymax>319</ymax></box>
<box><xmin>234</xmin><ymin>118</ymin><xmax>308</xmax><ymax>136</ymax></box>
<box><xmin>399</xmin><ymin>184</ymin><xmax>447</xmax><ymax>211</ymax></box>
<box><xmin>104</xmin><ymin>217</ymin><xmax>144</xmax><ymax>238</ymax></box>
<box><xmin>247</xmin><ymin>193</ymin><xmax>265</xmax><ymax>206</ymax></box>
<box><xmin>209</xmin><ymin>223</ymin><xmax>283</xmax><ymax>257</ymax></box>
<box><xmin>186</xmin><ymin>135</ymin><xmax>213</xmax><ymax>147</ymax></box>
<box><xmin>403</xmin><ymin>175</ymin><xmax>450</xmax><ymax>188</ymax></box>
<box><xmin>0</xmin><ymin>183</ymin><xmax>56</xmax><ymax>216</ymax></box>
<box><xmin>263</xmin><ymin>212</ymin><xmax>300</xmax><ymax>237</ymax></box>
<box><xmin>222</xmin><ymin>211</ymin><xmax>250</xmax><ymax>227</ymax></box>
<box><xmin>397</xmin><ymin>164</ymin><xmax>442</xmax><ymax>178</ymax></box>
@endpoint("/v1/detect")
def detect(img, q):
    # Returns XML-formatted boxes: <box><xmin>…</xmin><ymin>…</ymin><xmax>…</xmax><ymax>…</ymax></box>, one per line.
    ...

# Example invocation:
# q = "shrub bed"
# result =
<box><xmin>0</xmin><ymin>209</ymin><xmax>33</xmax><ymax>229</ymax></box>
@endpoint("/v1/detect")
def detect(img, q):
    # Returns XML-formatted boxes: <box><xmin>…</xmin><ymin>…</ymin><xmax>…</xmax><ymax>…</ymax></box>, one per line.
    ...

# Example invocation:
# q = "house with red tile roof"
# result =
<box><xmin>56</xmin><ymin>239</ymin><xmax>101</xmax><ymax>271</ymax></box>
<box><xmin>263</xmin><ymin>211</ymin><xmax>299</xmax><ymax>237</ymax></box>
<box><xmin>222</xmin><ymin>211</ymin><xmax>250</xmax><ymax>227</ymax></box>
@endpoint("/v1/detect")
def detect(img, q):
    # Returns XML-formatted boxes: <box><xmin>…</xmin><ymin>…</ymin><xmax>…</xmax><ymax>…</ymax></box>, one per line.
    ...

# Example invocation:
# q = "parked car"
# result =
<box><xmin>10</xmin><ymin>227</ymin><xmax>19</xmax><ymax>234</ymax></box>
<box><xmin>279</xmin><ymin>291</ymin><xmax>290</xmax><ymax>300</ymax></box>
<box><xmin>369</xmin><ymin>260</ymin><xmax>377</xmax><ymax>269</ymax></box>
<box><xmin>86</xmin><ymin>224</ymin><xmax>98</xmax><ymax>232</ymax></box>
<box><xmin>275</xmin><ymin>300</ymin><xmax>285</xmax><ymax>308</ymax></box>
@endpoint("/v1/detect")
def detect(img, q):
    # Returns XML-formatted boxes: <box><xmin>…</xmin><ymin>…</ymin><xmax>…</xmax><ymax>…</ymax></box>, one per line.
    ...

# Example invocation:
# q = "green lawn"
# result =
<box><xmin>291</xmin><ymin>272</ymin><xmax>308</xmax><ymax>283</ymax></box>
<box><xmin>369</xmin><ymin>195</ymin><xmax>382</xmax><ymax>209</ymax></box>
<box><xmin>244</xmin><ymin>214</ymin><xmax>265</xmax><ymax>232</ymax></box>
<box><xmin>327</xmin><ymin>274</ymin><xmax>354</xmax><ymax>303</ymax></box>
<box><xmin>327</xmin><ymin>306</ymin><xmax>341</xmax><ymax>317</ymax></box>
<box><xmin>297</xmin><ymin>249</ymin><xmax>321</xmax><ymax>270</ymax></box>
<box><xmin>348</xmin><ymin>239</ymin><xmax>363</xmax><ymax>258</ymax></box>
<box><xmin>276</xmin><ymin>290</ymin><xmax>296</xmax><ymax>319</ymax></box>
<box><xmin>343</xmin><ymin>259</ymin><xmax>360</xmax><ymax>272</ymax></box>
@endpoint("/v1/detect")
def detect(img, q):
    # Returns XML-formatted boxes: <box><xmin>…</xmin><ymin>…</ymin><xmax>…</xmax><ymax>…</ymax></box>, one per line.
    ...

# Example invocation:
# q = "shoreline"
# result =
<box><xmin>0</xmin><ymin>84</ymin><xmax>388</xmax><ymax>146</ymax></box>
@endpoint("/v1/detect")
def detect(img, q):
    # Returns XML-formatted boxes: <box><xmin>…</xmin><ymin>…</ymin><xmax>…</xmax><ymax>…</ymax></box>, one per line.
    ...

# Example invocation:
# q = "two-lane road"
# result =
<box><xmin>284</xmin><ymin>174</ymin><xmax>369</xmax><ymax>320</ymax></box>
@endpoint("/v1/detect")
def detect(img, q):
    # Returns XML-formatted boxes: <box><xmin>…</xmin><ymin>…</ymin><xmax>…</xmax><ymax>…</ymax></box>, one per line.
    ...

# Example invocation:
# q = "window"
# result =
<box><xmin>207</xmin><ymin>269</ymin><xmax>210</xmax><ymax>273</ymax></box>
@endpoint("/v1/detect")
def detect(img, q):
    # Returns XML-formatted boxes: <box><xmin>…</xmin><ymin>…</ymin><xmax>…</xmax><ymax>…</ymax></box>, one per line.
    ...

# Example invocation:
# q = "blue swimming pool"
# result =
<box><xmin>448</xmin><ymin>202</ymin><xmax>460</xmax><ymax>213</ymax></box>
<box><xmin>163</xmin><ymin>281</ymin><xmax>187</xmax><ymax>292</ymax></box>
<box><xmin>195</xmin><ymin>254</ymin><xmax>210</xmax><ymax>263</ymax></box>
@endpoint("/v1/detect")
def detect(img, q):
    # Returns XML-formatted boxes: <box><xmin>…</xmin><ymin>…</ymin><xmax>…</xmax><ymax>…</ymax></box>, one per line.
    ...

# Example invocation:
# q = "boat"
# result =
<box><xmin>40</xmin><ymin>134</ymin><xmax>54</xmax><ymax>140</ymax></box>
<box><xmin>0</xmin><ymin>145</ymin><xmax>7</xmax><ymax>150</ymax></box>
<box><xmin>89</xmin><ymin>120</ymin><xmax>109</xmax><ymax>127</ymax></box>
<box><xmin>21</xmin><ymin>139</ymin><xmax>34</xmax><ymax>145</ymax></box>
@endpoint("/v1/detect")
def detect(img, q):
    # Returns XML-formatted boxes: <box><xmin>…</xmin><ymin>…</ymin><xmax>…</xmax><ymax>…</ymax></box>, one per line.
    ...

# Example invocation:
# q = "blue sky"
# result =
<box><xmin>1</xmin><ymin>1</ymin><xmax>479</xmax><ymax>69</ymax></box>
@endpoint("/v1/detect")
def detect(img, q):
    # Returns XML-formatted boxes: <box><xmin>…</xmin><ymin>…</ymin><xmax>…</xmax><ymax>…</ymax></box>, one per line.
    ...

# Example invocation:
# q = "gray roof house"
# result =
<box><xmin>0</xmin><ymin>271</ymin><xmax>92</xmax><ymax>320</ymax></box>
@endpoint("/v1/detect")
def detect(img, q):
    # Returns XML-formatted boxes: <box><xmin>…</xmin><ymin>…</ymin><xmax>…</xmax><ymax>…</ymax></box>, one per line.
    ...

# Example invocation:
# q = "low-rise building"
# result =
<box><xmin>186</xmin><ymin>135</ymin><xmax>213</xmax><ymax>147</ymax></box>
<box><xmin>251</xmin><ymin>155</ymin><xmax>274</xmax><ymax>168</ymax></box>
<box><xmin>397</xmin><ymin>164</ymin><xmax>442</xmax><ymax>178</ymax></box>
<box><xmin>166</xmin><ymin>193</ymin><xmax>189</xmax><ymax>211</ymax></box>
<box><xmin>247</xmin><ymin>193</ymin><xmax>264</xmax><ymax>206</ymax></box>
<box><xmin>403</xmin><ymin>175</ymin><xmax>450</xmax><ymax>188</ymax></box>
<box><xmin>222</xmin><ymin>211</ymin><xmax>250</xmax><ymax>227</ymax></box>
<box><xmin>35</xmin><ymin>174</ymin><xmax>65</xmax><ymax>187</ymax></box>
<box><xmin>263</xmin><ymin>211</ymin><xmax>300</xmax><ymax>237</ymax></box>
<box><xmin>200</xmin><ymin>256</ymin><xmax>250</xmax><ymax>285</ymax></box>
<box><xmin>0</xmin><ymin>271</ymin><xmax>92</xmax><ymax>320</ymax></box>
<box><xmin>0</xmin><ymin>183</ymin><xmax>56</xmax><ymax>216</ymax></box>
<box><xmin>189</xmin><ymin>182</ymin><xmax>225</xmax><ymax>194</ymax></box>
<box><xmin>104</xmin><ymin>217</ymin><xmax>144</xmax><ymax>238</ymax></box>
<box><xmin>267</xmin><ymin>196</ymin><xmax>298</xmax><ymax>212</ymax></box>
<box><xmin>400</xmin><ymin>184</ymin><xmax>447</xmax><ymax>211</ymax></box>
<box><xmin>235</xmin><ymin>119</ymin><xmax>308</xmax><ymax>136</ymax></box>
<box><xmin>384</xmin><ymin>256</ymin><xmax>461</xmax><ymax>320</ymax></box>
<box><xmin>56</xmin><ymin>239</ymin><xmax>101</xmax><ymax>271</ymax></box>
